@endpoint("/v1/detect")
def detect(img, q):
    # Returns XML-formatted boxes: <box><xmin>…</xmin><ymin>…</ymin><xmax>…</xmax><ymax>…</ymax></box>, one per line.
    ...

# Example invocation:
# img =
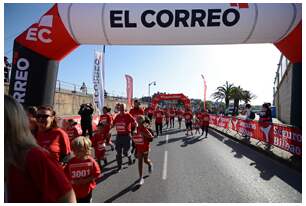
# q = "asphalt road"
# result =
<box><xmin>92</xmin><ymin>123</ymin><xmax>302</xmax><ymax>203</ymax></box>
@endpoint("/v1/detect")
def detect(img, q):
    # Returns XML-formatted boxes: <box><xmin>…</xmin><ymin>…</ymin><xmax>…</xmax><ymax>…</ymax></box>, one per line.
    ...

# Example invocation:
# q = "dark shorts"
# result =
<box><xmin>115</xmin><ymin>134</ymin><xmax>132</xmax><ymax>156</ymax></box>
<box><xmin>185</xmin><ymin>122</ymin><xmax>192</xmax><ymax>129</ymax></box>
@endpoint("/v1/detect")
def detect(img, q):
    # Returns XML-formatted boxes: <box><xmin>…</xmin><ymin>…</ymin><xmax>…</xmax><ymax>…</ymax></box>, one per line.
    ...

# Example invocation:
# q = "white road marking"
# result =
<box><xmin>162</xmin><ymin>151</ymin><xmax>168</xmax><ymax>180</ymax></box>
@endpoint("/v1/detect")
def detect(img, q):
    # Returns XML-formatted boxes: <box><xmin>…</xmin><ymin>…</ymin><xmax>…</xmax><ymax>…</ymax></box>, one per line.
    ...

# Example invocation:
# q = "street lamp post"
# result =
<box><xmin>148</xmin><ymin>81</ymin><xmax>156</xmax><ymax>97</ymax></box>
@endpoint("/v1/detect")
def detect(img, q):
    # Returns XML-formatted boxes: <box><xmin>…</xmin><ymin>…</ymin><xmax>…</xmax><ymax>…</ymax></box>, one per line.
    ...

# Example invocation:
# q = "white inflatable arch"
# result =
<box><xmin>9</xmin><ymin>3</ymin><xmax>302</xmax><ymax>106</ymax></box>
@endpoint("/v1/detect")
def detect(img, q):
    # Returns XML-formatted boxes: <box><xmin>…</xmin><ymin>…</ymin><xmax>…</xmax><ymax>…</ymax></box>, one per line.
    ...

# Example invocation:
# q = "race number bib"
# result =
<box><xmin>100</xmin><ymin>118</ymin><xmax>108</xmax><ymax>124</ymax></box>
<box><xmin>133</xmin><ymin>135</ymin><xmax>144</xmax><ymax>145</ymax></box>
<box><xmin>69</xmin><ymin>162</ymin><xmax>93</xmax><ymax>180</ymax></box>
<box><xmin>116</xmin><ymin>122</ymin><xmax>126</xmax><ymax>132</ymax></box>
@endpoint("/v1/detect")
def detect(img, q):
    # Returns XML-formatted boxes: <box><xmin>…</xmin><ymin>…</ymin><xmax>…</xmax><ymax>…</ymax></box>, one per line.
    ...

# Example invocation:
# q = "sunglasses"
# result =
<box><xmin>36</xmin><ymin>114</ymin><xmax>52</xmax><ymax>119</ymax></box>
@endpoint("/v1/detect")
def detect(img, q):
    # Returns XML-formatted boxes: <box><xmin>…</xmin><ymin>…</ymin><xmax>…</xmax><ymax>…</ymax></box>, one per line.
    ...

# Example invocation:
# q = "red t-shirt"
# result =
<box><xmin>65</xmin><ymin>126</ymin><xmax>79</xmax><ymax>144</ymax></box>
<box><xmin>91</xmin><ymin>132</ymin><xmax>106</xmax><ymax>159</ymax></box>
<box><xmin>195</xmin><ymin>112</ymin><xmax>202</xmax><ymax>119</ymax></box>
<box><xmin>144</xmin><ymin>107</ymin><xmax>154</xmax><ymax>115</ymax></box>
<box><xmin>132</xmin><ymin>126</ymin><xmax>153</xmax><ymax>153</ymax></box>
<box><xmin>184</xmin><ymin>112</ymin><xmax>193</xmax><ymax>123</ymax></box>
<box><xmin>7</xmin><ymin>147</ymin><xmax>72</xmax><ymax>203</ymax></box>
<box><xmin>65</xmin><ymin>156</ymin><xmax>101</xmax><ymax>198</ymax></box>
<box><xmin>176</xmin><ymin>110</ymin><xmax>184</xmax><ymax>119</ymax></box>
<box><xmin>36</xmin><ymin>128</ymin><xmax>71</xmax><ymax>162</ymax></box>
<box><xmin>129</xmin><ymin>107</ymin><xmax>144</xmax><ymax>118</ymax></box>
<box><xmin>154</xmin><ymin>110</ymin><xmax>164</xmax><ymax>124</ymax></box>
<box><xmin>99</xmin><ymin>113</ymin><xmax>113</xmax><ymax>134</ymax></box>
<box><xmin>201</xmin><ymin>113</ymin><xmax>210</xmax><ymax>126</ymax></box>
<box><xmin>129</xmin><ymin>107</ymin><xmax>144</xmax><ymax>128</ymax></box>
<box><xmin>113</xmin><ymin>112</ymin><xmax>136</xmax><ymax>135</ymax></box>
<box><xmin>169</xmin><ymin>109</ymin><xmax>176</xmax><ymax>117</ymax></box>
<box><xmin>164</xmin><ymin>110</ymin><xmax>170</xmax><ymax>119</ymax></box>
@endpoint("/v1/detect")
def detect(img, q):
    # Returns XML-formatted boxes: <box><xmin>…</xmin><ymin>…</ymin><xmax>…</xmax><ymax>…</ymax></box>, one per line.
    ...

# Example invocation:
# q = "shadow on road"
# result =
<box><xmin>180</xmin><ymin>135</ymin><xmax>206</xmax><ymax>147</ymax></box>
<box><xmin>156</xmin><ymin>136</ymin><xmax>187</xmax><ymax>146</ymax></box>
<box><xmin>96</xmin><ymin>169</ymin><xmax>117</xmax><ymax>184</ymax></box>
<box><xmin>157</xmin><ymin>128</ymin><xmax>185</xmax><ymax>136</ymax></box>
<box><xmin>210</xmin><ymin>129</ymin><xmax>302</xmax><ymax>193</ymax></box>
<box><xmin>104</xmin><ymin>175</ymin><xmax>149</xmax><ymax>203</ymax></box>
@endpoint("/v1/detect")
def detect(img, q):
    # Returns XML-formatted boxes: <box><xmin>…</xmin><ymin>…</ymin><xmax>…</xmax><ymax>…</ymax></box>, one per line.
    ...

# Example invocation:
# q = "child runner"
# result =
<box><xmin>65</xmin><ymin>136</ymin><xmax>101</xmax><ymax>203</ymax></box>
<box><xmin>65</xmin><ymin>119</ymin><xmax>80</xmax><ymax>146</ymax></box>
<box><xmin>194</xmin><ymin>118</ymin><xmax>201</xmax><ymax>135</ymax></box>
<box><xmin>99</xmin><ymin>106</ymin><xmax>115</xmax><ymax>151</ymax></box>
<box><xmin>91</xmin><ymin>123</ymin><xmax>108</xmax><ymax>170</ymax></box>
<box><xmin>184</xmin><ymin>108</ymin><xmax>193</xmax><ymax>136</ymax></box>
<box><xmin>132</xmin><ymin>115</ymin><xmax>154</xmax><ymax>185</ymax></box>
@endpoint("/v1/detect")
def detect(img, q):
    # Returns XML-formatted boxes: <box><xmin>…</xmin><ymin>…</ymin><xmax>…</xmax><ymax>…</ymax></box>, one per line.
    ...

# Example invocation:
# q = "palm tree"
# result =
<box><xmin>231</xmin><ymin>86</ymin><xmax>244</xmax><ymax>115</ymax></box>
<box><xmin>241</xmin><ymin>90</ymin><xmax>256</xmax><ymax>104</ymax></box>
<box><xmin>212</xmin><ymin>81</ymin><xmax>234</xmax><ymax>108</ymax></box>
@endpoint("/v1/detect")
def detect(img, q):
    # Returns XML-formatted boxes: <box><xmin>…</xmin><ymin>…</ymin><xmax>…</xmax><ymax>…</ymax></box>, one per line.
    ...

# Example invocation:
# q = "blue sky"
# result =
<box><xmin>4</xmin><ymin>3</ymin><xmax>282</xmax><ymax>105</ymax></box>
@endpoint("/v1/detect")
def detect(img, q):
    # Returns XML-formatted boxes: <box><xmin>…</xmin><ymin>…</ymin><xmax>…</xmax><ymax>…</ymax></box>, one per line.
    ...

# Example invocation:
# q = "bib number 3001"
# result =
<box><xmin>71</xmin><ymin>169</ymin><xmax>90</xmax><ymax>178</ymax></box>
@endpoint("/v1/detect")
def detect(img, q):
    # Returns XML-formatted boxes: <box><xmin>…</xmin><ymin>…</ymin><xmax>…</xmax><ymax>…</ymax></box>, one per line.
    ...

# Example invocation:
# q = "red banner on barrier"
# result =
<box><xmin>209</xmin><ymin>115</ymin><xmax>302</xmax><ymax>156</ymax></box>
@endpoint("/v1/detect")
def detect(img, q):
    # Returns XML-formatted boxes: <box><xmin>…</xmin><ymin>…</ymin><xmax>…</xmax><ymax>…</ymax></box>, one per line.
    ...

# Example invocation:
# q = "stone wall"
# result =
<box><xmin>5</xmin><ymin>84</ymin><xmax>148</xmax><ymax>116</ymax></box>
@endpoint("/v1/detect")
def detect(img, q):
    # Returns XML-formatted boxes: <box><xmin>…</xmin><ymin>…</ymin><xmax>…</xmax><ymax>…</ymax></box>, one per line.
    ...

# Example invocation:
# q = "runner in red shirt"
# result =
<box><xmin>176</xmin><ymin>109</ymin><xmax>184</xmax><ymax>129</ymax></box>
<box><xmin>65</xmin><ymin>119</ymin><xmax>80</xmax><ymax>146</ymax></box>
<box><xmin>201</xmin><ymin>111</ymin><xmax>210</xmax><ymax>137</ymax></box>
<box><xmin>144</xmin><ymin>106</ymin><xmax>154</xmax><ymax>121</ymax></box>
<box><xmin>99</xmin><ymin>106</ymin><xmax>115</xmax><ymax>151</ymax></box>
<box><xmin>129</xmin><ymin>100</ymin><xmax>145</xmax><ymax>119</ymax></box>
<box><xmin>184</xmin><ymin>108</ymin><xmax>194</xmax><ymax>136</ymax></box>
<box><xmin>132</xmin><ymin>115</ymin><xmax>154</xmax><ymax>185</ymax></box>
<box><xmin>194</xmin><ymin>118</ymin><xmax>201</xmax><ymax>135</ymax></box>
<box><xmin>164</xmin><ymin>108</ymin><xmax>170</xmax><ymax>129</ymax></box>
<box><xmin>112</xmin><ymin>103</ymin><xmax>137</xmax><ymax>172</ymax></box>
<box><xmin>65</xmin><ymin>136</ymin><xmax>101</xmax><ymax>203</ymax></box>
<box><xmin>91</xmin><ymin>123</ymin><xmax>108</xmax><ymax>169</ymax></box>
<box><xmin>153</xmin><ymin>106</ymin><xmax>164</xmax><ymax>136</ymax></box>
<box><xmin>5</xmin><ymin>95</ymin><xmax>76</xmax><ymax>203</ymax></box>
<box><xmin>36</xmin><ymin>105</ymin><xmax>71</xmax><ymax>164</ymax></box>
<box><xmin>129</xmin><ymin>100</ymin><xmax>145</xmax><ymax>161</ymax></box>
<box><xmin>169</xmin><ymin>107</ymin><xmax>176</xmax><ymax>128</ymax></box>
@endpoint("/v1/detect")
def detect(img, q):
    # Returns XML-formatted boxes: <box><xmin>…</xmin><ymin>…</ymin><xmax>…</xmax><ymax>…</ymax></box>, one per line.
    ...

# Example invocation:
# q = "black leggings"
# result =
<box><xmin>155</xmin><ymin>123</ymin><xmax>163</xmax><ymax>136</ymax></box>
<box><xmin>201</xmin><ymin>126</ymin><xmax>209</xmax><ymax>136</ymax></box>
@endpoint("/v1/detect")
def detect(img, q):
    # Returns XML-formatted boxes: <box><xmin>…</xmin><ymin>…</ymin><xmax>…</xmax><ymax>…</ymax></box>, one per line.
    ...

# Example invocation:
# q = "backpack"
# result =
<box><xmin>249</xmin><ymin>111</ymin><xmax>255</xmax><ymax>120</ymax></box>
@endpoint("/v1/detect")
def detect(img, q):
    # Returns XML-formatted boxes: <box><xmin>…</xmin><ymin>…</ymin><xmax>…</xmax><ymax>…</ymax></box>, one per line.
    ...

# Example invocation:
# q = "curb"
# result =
<box><xmin>209</xmin><ymin>126</ymin><xmax>302</xmax><ymax>173</ymax></box>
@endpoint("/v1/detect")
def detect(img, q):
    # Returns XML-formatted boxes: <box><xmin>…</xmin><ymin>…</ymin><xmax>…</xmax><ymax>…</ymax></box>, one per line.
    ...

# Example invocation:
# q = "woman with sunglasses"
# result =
<box><xmin>35</xmin><ymin>105</ymin><xmax>71</xmax><ymax>164</ymax></box>
<box><xmin>4</xmin><ymin>95</ymin><xmax>76</xmax><ymax>203</ymax></box>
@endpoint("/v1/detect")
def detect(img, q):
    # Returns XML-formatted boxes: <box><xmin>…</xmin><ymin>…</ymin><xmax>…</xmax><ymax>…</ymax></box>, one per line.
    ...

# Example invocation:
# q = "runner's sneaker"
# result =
<box><xmin>139</xmin><ymin>178</ymin><xmax>144</xmax><ymax>185</ymax></box>
<box><xmin>148</xmin><ymin>164</ymin><xmax>153</xmax><ymax>174</ymax></box>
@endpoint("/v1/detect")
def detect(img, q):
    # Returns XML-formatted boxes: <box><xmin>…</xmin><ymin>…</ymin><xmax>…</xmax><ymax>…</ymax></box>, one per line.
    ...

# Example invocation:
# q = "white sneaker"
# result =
<box><xmin>139</xmin><ymin>178</ymin><xmax>144</xmax><ymax>185</ymax></box>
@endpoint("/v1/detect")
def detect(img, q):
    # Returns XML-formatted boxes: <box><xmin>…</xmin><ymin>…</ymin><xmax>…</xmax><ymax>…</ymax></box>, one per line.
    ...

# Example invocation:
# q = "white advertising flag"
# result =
<box><xmin>93</xmin><ymin>49</ymin><xmax>105</xmax><ymax>114</ymax></box>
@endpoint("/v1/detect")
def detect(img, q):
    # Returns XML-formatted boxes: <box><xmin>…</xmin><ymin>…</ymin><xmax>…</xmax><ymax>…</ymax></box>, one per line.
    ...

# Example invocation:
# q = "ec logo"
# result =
<box><xmin>26</xmin><ymin>15</ymin><xmax>53</xmax><ymax>43</ymax></box>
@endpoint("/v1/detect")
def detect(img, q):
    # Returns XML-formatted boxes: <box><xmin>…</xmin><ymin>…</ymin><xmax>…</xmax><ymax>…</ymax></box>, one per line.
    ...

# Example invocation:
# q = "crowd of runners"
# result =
<box><xmin>4</xmin><ymin>95</ymin><xmax>210</xmax><ymax>203</ymax></box>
